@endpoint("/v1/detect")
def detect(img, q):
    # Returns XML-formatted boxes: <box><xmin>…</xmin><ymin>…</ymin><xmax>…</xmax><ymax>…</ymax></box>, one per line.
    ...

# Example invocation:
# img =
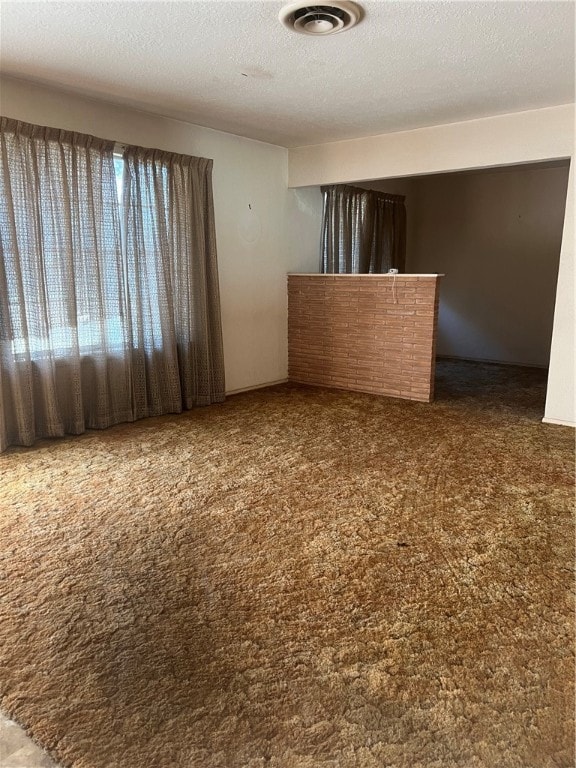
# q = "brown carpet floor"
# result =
<box><xmin>0</xmin><ymin>360</ymin><xmax>574</xmax><ymax>768</ymax></box>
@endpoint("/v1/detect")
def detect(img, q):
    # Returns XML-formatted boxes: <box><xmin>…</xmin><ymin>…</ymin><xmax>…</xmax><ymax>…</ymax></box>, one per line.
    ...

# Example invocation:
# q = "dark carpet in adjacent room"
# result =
<box><xmin>0</xmin><ymin>360</ymin><xmax>574</xmax><ymax>768</ymax></box>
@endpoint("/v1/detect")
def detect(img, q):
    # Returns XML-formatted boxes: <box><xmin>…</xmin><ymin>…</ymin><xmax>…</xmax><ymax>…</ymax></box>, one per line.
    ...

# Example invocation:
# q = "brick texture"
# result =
<box><xmin>288</xmin><ymin>275</ymin><xmax>441</xmax><ymax>403</ymax></box>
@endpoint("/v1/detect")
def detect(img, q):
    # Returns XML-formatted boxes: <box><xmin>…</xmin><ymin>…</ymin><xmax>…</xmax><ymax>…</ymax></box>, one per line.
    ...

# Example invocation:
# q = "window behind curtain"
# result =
<box><xmin>0</xmin><ymin>119</ymin><xmax>224</xmax><ymax>451</ymax></box>
<box><xmin>0</xmin><ymin>118</ymin><xmax>127</xmax><ymax>360</ymax></box>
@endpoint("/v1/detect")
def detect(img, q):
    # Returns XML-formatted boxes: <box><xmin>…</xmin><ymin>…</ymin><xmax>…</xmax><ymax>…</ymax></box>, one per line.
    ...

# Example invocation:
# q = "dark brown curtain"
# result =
<box><xmin>321</xmin><ymin>184</ymin><xmax>406</xmax><ymax>274</ymax></box>
<box><xmin>0</xmin><ymin>118</ymin><xmax>225</xmax><ymax>451</ymax></box>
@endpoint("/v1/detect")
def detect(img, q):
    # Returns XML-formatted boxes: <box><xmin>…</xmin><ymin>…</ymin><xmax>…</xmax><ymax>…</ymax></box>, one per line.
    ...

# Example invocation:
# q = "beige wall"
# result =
<box><xmin>288</xmin><ymin>105</ymin><xmax>575</xmax><ymax>426</ymax></box>
<box><xmin>289</xmin><ymin>105</ymin><xmax>574</xmax><ymax>187</ymax></box>
<box><xmin>545</xmin><ymin>160</ymin><xmax>575</xmax><ymax>426</ymax></box>
<box><xmin>0</xmin><ymin>76</ymin><xmax>323</xmax><ymax>394</ymax></box>
<box><xmin>406</xmin><ymin>164</ymin><xmax>569</xmax><ymax>367</ymax></box>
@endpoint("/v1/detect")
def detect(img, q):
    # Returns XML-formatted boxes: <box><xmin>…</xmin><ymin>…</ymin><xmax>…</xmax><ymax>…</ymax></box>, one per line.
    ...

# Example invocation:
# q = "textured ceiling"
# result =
<box><xmin>0</xmin><ymin>1</ymin><xmax>574</xmax><ymax>148</ymax></box>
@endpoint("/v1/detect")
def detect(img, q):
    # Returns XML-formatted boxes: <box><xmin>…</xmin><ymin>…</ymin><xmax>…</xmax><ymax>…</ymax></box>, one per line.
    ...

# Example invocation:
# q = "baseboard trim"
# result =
<box><xmin>437</xmin><ymin>355</ymin><xmax>548</xmax><ymax>370</ymax></box>
<box><xmin>226</xmin><ymin>379</ymin><xmax>289</xmax><ymax>396</ymax></box>
<box><xmin>542</xmin><ymin>417</ymin><xmax>576</xmax><ymax>428</ymax></box>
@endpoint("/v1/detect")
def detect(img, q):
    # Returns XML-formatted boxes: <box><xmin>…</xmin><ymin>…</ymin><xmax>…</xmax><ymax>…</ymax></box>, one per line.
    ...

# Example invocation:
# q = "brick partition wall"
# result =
<box><xmin>288</xmin><ymin>274</ymin><xmax>442</xmax><ymax>402</ymax></box>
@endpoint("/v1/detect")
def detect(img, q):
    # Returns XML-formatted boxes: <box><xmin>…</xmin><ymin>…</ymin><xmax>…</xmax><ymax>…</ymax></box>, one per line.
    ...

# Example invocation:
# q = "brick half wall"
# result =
<box><xmin>288</xmin><ymin>274</ymin><xmax>442</xmax><ymax>402</ymax></box>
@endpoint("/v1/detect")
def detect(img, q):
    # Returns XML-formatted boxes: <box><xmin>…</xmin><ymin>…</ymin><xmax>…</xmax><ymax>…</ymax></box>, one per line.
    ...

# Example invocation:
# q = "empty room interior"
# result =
<box><xmin>0</xmin><ymin>2</ymin><xmax>574</xmax><ymax>768</ymax></box>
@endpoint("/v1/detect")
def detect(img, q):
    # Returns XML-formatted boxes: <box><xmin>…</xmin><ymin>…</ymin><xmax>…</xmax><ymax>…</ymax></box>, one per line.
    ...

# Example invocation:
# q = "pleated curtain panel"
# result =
<box><xmin>321</xmin><ymin>184</ymin><xmax>407</xmax><ymax>274</ymax></box>
<box><xmin>0</xmin><ymin>117</ymin><xmax>225</xmax><ymax>452</ymax></box>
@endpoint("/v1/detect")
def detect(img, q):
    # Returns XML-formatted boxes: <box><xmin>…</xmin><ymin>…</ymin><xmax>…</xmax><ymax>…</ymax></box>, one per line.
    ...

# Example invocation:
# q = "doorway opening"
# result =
<box><xmin>357</xmin><ymin>159</ymin><xmax>571</xmax><ymax>417</ymax></box>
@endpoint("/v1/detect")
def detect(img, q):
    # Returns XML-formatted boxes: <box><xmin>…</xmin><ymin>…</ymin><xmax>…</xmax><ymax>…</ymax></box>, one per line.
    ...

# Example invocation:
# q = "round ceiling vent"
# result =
<box><xmin>279</xmin><ymin>1</ymin><xmax>363</xmax><ymax>36</ymax></box>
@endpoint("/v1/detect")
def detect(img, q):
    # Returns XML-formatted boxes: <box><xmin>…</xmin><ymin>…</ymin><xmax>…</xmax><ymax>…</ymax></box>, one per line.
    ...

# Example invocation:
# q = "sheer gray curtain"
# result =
<box><xmin>321</xmin><ymin>184</ymin><xmax>406</xmax><ymax>274</ymax></box>
<box><xmin>0</xmin><ymin>118</ymin><xmax>225</xmax><ymax>451</ymax></box>
<box><xmin>0</xmin><ymin>118</ymin><xmax>133</xmax><ymax>451</ymax></box>
<box><xmin>122</xmin><ymin>145</ymin><xmax>225</xmax><ymax>416</ymax></box>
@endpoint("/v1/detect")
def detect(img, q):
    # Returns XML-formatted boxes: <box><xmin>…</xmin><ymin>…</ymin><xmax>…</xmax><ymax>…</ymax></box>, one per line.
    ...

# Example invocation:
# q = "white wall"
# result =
<box><xmin>545</xmin><ymin>160</ymin><xmax>575</xmax><ymax>426</ymax></box>
<box><xmin>289</xmin><ymin>105</ymin><xmax>574</xmax><ymax>187</ymax></box>
<box><xmin>288</xmin><ymin>105</ymin><xmax>575</xmax><ymax>426</ymax></box>
<box><xmin>406</xmin><ymin>164</ymin><xmax>569</xmax><ymax>367</ymax></box>
<box><xmin>0</xmin><ymin>76</ymin><xmax>323</xmax><ymax>394</ymax></box>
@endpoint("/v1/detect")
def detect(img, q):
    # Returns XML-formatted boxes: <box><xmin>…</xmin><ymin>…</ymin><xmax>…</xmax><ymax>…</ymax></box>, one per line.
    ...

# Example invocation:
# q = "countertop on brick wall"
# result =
<box><xmin>287</xmin><ymin>273</ymin><xmax>445</xmax><ymax>277</ymax></box>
